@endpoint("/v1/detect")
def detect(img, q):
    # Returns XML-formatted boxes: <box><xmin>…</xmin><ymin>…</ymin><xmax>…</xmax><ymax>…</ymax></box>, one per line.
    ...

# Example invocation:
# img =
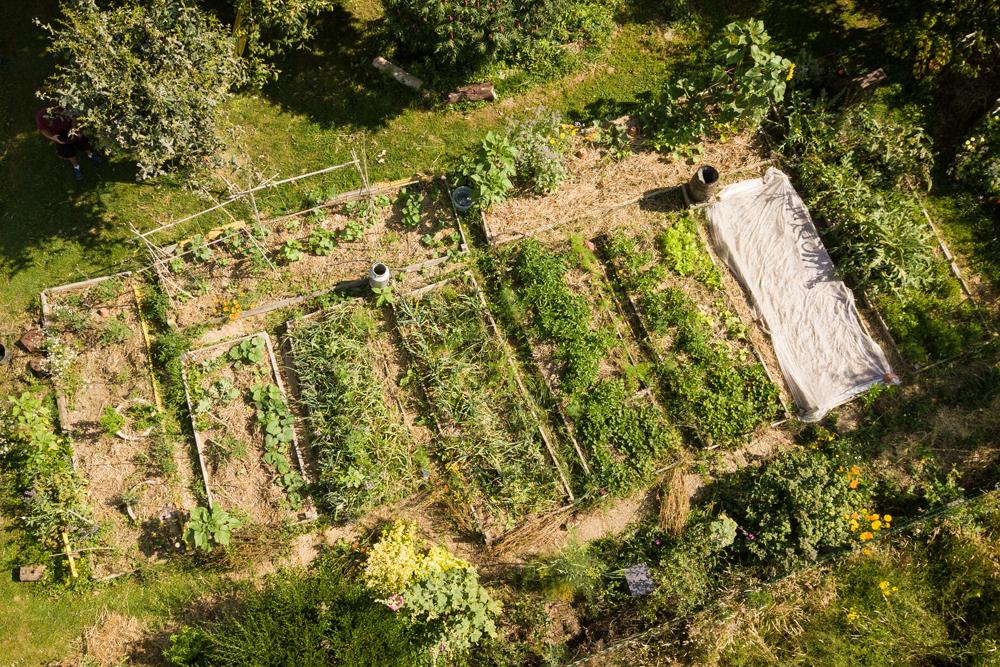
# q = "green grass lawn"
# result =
<box><xmin>0</xmin><ymin>525</ymin><xmax>218</xmax><ymax>666</ymax></box>
<box><xmin>0</xmin><ymin>0</ymin><xmax>678</xmax><ymax>321</ymax></box>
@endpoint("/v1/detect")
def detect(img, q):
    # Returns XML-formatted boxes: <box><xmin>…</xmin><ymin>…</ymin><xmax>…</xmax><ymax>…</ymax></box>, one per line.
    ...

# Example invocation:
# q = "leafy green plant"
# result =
<box><xmin>308</xmin><ymin>227</ymin><xmax>338</xmax><ymax>255</ymax></box>
<box><xmin>251</xmin><ymin>383</ymin><xmax>306</xmax><ymax>509</ymax></box>
<box><xmin>98</xmin><ymin>314</ymin><xmax>132</xmax><ymax>346</ymax></box>
<box><xmin>227</xmin><ymin>336</ymin><xmax>265</xmax><ymax>368</ymax></box>
<box><xmin>572</xmin><ymin>379</ymin><xmax>679</xmax><ymax>494</ymax></box>
<box><xmin>404</xmin><ymin>567</ymin><xmax>502</xmax><ymax>657</ymax></box>
<box><xmin>494</xmin><ymin>239</ymin><xmax>611</xmax><ymax>395</ymax></box>
<box><xmin>372</xmin><ymin>285</ymin><xmax>395</xmax><ymax>307</ymax></box>
<box><xmin>184</xmin><ymin>505</ymin><xmax>240</xmax><ymax>551</ymax></box>
<box><xmin>0</xmin><ymin>392</ymin><xmax>93</xmax><ymax>557</ymax></box>
<box><xmin>99</xmin><ymin>405</ymin><xmax>125</xmax><ymax>435</ymax></box>
<box><xmin>457</xmin><ymin>132</ymin><xmax>517</xmax><ymax>210</ymax></box>
<box><xmin>277</xmin><ymin>239</ymin><xmax>303</xmax><ymax>264</ymax></box>
<box><xmin>189</xmin><ymin>234</ymin><xmax>213</xmax><ymax>263</ymax></box>
<box><xmin>656</xmin><ymin>215</ymin><xmax>720</xmax><ymax>288</ymax></box>
<box><xmin>643</xmin><ymin>20</ymin><xmax>792</xmax><ymax>156</ymax></box>
<box><xmin>398</xmin><ymin>188</ymin><xmax>423</xmax><ymax>229</ymax></box>
<box><xmin>605</xmin><ymin>231</ymin><xmax>780</xmax><ymax>445</ymax></box>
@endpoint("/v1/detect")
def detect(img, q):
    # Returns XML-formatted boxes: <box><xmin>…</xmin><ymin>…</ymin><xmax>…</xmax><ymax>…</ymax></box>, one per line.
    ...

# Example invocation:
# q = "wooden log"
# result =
<box><xmin>444</xmin><ymin>83</ymin><xmax>497</xmax><ymax>104</ymax></box>
<box><xmin>372</xmin><ymin>56</ymin><xmax>423</xmax><ymax>91</ymax></box>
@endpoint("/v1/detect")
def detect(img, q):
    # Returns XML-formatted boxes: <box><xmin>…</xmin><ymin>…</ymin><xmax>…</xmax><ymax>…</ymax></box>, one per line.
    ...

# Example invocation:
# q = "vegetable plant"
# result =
<box><xmin>288</xmin><ymin>305</ymin><xmax>415</xmax><ymax>520</ymax></box>
<box><xmin>184</xmin><ymin>505</ymin><xmax>240</xmax><ymax>551</ymax></box>
<box><xmin>227</xmin><ymin>336</ymin><xmax>265</xmax><ymax>368</ymax></box>
<box><xmin>251</xmin><ymin>383</ymin><xmax>306</xmax><ymax>510</ymax></box>
<box><xmin>398</xmin><ymin>188</ymin><xmax>423</xmax><ymax>229</ymax></box>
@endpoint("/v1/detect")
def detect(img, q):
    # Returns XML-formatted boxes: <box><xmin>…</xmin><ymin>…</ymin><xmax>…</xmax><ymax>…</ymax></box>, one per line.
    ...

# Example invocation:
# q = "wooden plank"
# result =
<box><xmin>372</xmin><ymin>56</ymin><xmax>423</xmax><ymax>90</ymax></box>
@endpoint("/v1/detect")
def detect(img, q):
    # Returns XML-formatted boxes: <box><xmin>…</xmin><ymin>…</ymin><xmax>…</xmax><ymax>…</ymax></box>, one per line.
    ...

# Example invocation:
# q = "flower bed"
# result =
<box><xmin>40</xmin><ymin>274</ymin><xmax>194</xmax><ymax>571</ymax></box>
<box><xmin>603</xmin><ymin>214</ymin><xmax>782</xmax><ymax>446</ymax></box>
<box><xmin>161</xmin><ymin>179</ymin><xmax>466</xmax><ymax>327</ymax></box>
<box><xmin>394</xmin><ymin>274</ymin><xmax>569</xmax><ymax>540</ymax></box>
<box><xmin>181</xmin><ymin>332</ymin><xmax>312</xmax><ymax>524</ymax></box>
<box><xmin>285</xmin><ymin>301</ymin><xmax>430</xmax><ymax>521</ymax></box>
<box><xmin>481</xmin><ymin>237</ymin><xmax>681</xmax><ymax>496</ymax></box>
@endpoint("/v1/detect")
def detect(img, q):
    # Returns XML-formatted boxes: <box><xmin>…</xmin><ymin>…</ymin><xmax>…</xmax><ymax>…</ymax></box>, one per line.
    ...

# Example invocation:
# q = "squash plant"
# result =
<box><xmin>185</xmin><ymin>505</ymin><xmax>240</xmax><ymax>551</ymax></box>
<box><xmin>251</xmin><ymin>382</ymin><xmax>306</xmax><ymax>509</ymax></box>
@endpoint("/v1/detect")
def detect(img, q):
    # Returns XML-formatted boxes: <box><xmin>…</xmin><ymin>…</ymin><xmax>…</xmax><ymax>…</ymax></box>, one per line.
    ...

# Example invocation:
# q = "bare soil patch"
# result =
<box><xmin>182</xmin><ymin>333</ymin><xmax>309</xmax><ymax>525</ymax></box>
<box><xmin>42</xmin><ymin>275</ymin><xmax>196</xmax><ymax>575</ymax></box>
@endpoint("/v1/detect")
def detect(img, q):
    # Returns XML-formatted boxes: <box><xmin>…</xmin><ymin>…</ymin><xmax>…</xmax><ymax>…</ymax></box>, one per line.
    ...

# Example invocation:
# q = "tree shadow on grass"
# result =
<box><xmin>259</xmin><ymin>5</ymin><xmax>419</xmax><ymax>131</ymax></box>
<box><xmin>0</xmin><ymin>0</ymin><xmax>155</xmax><ymax>300</ymax></box>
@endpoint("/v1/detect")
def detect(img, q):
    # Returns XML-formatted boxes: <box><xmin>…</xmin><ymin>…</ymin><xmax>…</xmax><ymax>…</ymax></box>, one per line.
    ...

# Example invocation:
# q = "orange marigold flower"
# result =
<box><xmin>850</xmin><ymin>465</ymin><xmax>861</xmax><ymax>475</ymax></box>
<box><xmin>860</xmin><ymin>532</ymin><xmax>874</xmax><ymax>541</ymax></box>
<box><xmin>849</xmin><ymin>479</ymin><xmax>859</xmax><ymax>489</ymax></box>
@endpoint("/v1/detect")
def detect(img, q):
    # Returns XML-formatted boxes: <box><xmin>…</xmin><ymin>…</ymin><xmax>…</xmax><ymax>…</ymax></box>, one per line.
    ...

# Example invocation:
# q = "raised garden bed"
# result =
<box><xmin>40</xmin><ymin>273</ymin><xmax>195</xmax><ymax>571</ymax></box>
<box><xmin>394</xmin><ymin>273</ymin><xmax>571</xmax><ymax>541</ymax></box>
<box><xmin>481</xmin><ymin>237</ymin><xmax>681</xmax><ymax>496</ymax></box>
<box><xmin>283</xmin><ymin>300</ymin><xmax>432</xmax><ymax>522</ymax></box>
<box><xmin>484</xmin><ymin>130</ymin><xmax>765</xmax><ymax>247</ymax></box>
<box><xmin>181</xmin><ymin>332</ymin><xmax>314</xmax><ymax>524</ymax></box>
<box><xmin>160</xmin><ymin>179</ymin><xmax>467</xmax><ymax>328</ymax></box>
<box><xmin>602</xmin><ymin>213</ymin><xmax>783</xmax><ymax>446</ymax></box>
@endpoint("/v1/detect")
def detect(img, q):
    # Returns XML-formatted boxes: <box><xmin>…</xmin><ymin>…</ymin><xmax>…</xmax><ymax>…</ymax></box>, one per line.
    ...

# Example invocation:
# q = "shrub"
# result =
<box><xmin>39</xmin><ymin>0</ymin><xmax>247</xmax><ymax>179</ymax></box>
<box><xmin>231</xmin><ymin>0</ymin><xmax>331</xmax><ymax>86</ymax></box>
<box><xmin>382</xmin><ymin>0</ymin><xmax>616</xmax><ymax>72</ymax></box>
<box><xmin>953</xmin><ymin>111</ymin><xmax>1000</xmax><ymax>200</ymax></box>
<box><xmin>363</xmin><ymin>521</ymin><xmax>470</xmax><ymax>596</ymax></box>
<box><xmin>643</xmin><ymin>20</ymin><xmax>792</xmax><ymax>156</ymax></box>
<box><xmin>363</xmin><ymin>521</ymin><xmax>501</xmax><ymax>659</ymax></box>
<box><xmin>508</xmin><ymin>109</ymin><xmax>570</xmax><ymax>194</ymax></box>
<box><xmin>163</xmin><ymin>557</ymin><xmax>421</xmax><ymax>666</ymax></box>
<box><xmin>741</xmin><ymin>449</ymin><xmax>868</xmax><ymax>569</ymax></box>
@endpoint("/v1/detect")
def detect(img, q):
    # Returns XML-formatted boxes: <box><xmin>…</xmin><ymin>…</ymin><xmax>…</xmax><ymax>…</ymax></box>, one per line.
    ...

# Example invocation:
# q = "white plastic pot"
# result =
<box><xmin>369</xmin><ymin>262</ymin><xmax>391</xmax><ymax>289</ymax></box>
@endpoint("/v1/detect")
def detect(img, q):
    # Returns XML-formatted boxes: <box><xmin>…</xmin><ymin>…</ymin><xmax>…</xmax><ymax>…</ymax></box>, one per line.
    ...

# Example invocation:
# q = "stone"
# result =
<box><xmin>28</xmin><ymin>358</ymin><xmax>48</xmax><ymax>377</ymax></box>
<box><xmin>18</xmin><ymin>565</ymin><xmax>45</xmax><ymax>582</ymax></box>
<box><xmin>624</xmin><ymin>562</ymin><xmax>655</xmax><ymax>597</ymax></box>
<box><xmin>18</xmin><ymin>327</ymin><xmax>44</xmax><ymax>354</ymax></box>
<box><xmin>97</xmin><ymin>307</ymin><xmax>111</xmax><ymax>318</ymax></box>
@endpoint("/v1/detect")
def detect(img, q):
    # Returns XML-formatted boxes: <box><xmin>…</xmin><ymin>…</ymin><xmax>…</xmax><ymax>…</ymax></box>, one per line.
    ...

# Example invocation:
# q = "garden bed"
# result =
<box><xmin>481</xmin><ymin>237</ymin><xmax>681</xmax><ymax>496</ymax></box>
<box><xmin>159</xmin><ymin>179</ymin><xmax>467</xmax><ymax>328</ymax></box>
<box><xmin>393</xmin><ymin>273</ymin><xmax>571</xmax><ymax>541</ymax></box>
<box><xmin>484</xmin><ymin>130</ymin><xmax>765</xmax><ymax>246</ymax></box>
<box><xmin>181</xmin><ymin>332</ymin><xmax>313</xmax><ymax>525</ymax></box>
<box><xmin>283</xmin><ymin>300</ymin><xmax>432</xmax><ymax>522</ymax></box>
<box><xmin>40</xmin><ymin>274</ymin><xmax>195</xmax><ymax>571</ymax></box>
<box><xmin>601</xmin><ymin>213</ymin><xmax>783</xmax><ymax>446</ymax></box>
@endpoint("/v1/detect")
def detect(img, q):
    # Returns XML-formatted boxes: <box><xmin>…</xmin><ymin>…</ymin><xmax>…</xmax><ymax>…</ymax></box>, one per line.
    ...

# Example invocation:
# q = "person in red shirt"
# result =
<box><xmin>36</xmin><ymin>107</ymin><xmax>100</xmax><ymax>180</ymax></box>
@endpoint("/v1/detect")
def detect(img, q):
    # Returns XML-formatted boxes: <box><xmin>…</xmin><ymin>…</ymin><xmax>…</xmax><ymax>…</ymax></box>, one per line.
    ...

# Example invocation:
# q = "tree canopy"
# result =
<box><xmin>38</xmin><ymin>0</ymin><xmax>248</xmax><ymax>180</ymax></box>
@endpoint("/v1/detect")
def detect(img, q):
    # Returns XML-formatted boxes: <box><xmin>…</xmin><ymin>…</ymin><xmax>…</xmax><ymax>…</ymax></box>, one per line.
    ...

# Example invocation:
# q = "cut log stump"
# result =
<box><xmin>444</xmin><ymin>83</ymin><xmax>497</xmax><ymax>104</ymax></box>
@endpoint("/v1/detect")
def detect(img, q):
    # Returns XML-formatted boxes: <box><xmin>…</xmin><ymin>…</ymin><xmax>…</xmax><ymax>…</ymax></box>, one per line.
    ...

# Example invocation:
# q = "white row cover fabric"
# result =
<box><xmin>706</xmin><ymin>168</ymin><xmax>896</xmax><ymax>422</ymax></box>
